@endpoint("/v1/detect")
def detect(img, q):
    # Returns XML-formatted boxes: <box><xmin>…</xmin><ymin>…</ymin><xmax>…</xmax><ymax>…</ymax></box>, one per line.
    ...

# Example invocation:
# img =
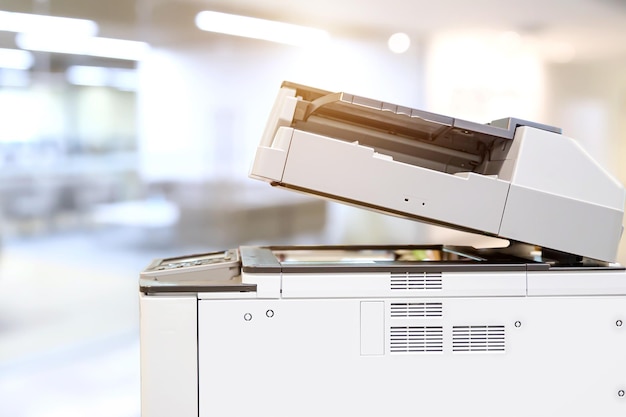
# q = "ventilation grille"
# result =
<box><xmin>390</xmin><ymin>272</ymin><xmax>442</xmax><ymax>290</ymax></box>
<box><xmin>390</xmin><ymin>302</ymin><xmax>443</xmax><ymax>318</ymax></box>
<box><xmin>452</xmin><ymin>325</ymin><xmax>505</xmax><ymax>352</ymax></box>
<box><xmin>390</xmin><ymin>326</ymin><xmax>443</xmax><ymax>353</ymax></box>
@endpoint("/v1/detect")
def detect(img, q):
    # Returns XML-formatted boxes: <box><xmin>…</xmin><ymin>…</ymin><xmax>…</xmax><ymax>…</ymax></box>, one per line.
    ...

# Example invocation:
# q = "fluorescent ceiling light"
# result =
<box><xmin>85</xmin><ymin>37</ymin><xmax>150</xmax><ymax>61</ymax></box>
<box><xmin>16</xmin><ymin>33</ymin><xmax>150</xmax><ymax>61</ymax></box>
<box><xmin>66</xmin><ymin>65</ymin><xmax>138</xmax><ymax>91</ymax></box>
<box><xmin>0</xmin><ymin>47</ymin><xmax>34</xmax><ymax>69</ymax></box>
<box><xmin>0</xmin><ymin>10</ymin><xmax>97</xmax><ymax>37</ymax></box>
<box><xmin>195</xmin><ymin>11</ymin><xmax>329</xmax><ymax>46</ymax></box>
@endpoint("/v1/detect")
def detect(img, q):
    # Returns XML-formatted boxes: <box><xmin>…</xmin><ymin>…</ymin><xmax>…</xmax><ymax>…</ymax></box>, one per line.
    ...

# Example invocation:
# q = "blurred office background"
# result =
<box><xmin>1</xmin><ymin>0</ymin><xmax>626</xmax><ymax>415</ymax></box>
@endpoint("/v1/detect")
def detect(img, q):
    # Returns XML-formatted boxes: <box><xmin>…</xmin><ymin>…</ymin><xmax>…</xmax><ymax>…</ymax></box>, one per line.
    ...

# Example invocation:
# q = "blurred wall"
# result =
<box><xmin>137</xmin><ymin>35</ymin><xmax>423</xmax><ymax>183</ymax></box>
<box><xmin>425</xmin><ymin>30</ymin><xmax>546</xmax><ymax>123</ymax></box>
<box><xmin>546</xmin><ymin>57</ymin><xmax>626</xmax><ymax>263</ymax></box>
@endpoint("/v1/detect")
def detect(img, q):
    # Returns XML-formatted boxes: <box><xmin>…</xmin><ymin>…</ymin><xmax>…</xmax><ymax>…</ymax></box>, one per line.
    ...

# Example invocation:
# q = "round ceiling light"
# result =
<box><xmin>388</xmin><ymin>32</ymin><xmax>411</xmax><ymax>54</ymax></box>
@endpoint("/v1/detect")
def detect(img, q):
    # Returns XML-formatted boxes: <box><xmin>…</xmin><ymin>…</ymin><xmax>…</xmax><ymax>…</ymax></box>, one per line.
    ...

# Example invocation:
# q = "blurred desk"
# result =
<box><xmin>171</xmin><ymin>181</ymin><xmax>327</xmax><ymax>247</ymax></box>
<box><xmin>92</xmin><ymin>199</ymin><xmax>180</xmax><ymax>228</ymax></box>
<box><xmin>89</xmin><ymin>181</ymin><xmax>327</xmax><ymax>249</ymax></box>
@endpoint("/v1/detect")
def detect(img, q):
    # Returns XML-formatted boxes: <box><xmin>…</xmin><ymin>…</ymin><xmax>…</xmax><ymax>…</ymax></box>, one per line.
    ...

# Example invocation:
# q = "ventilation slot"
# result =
<box><xmin>452</xmin><ymin>325</ymin><xmax>505</xmax><ymax>352</ymax></box>
<box><xmin>390</xmin><ymin>272</ymin><xmax>442</xmax><ymax>290</ymax></box>
<box><xmin>390</xmin><ymin>326</ymin><xmax>443</xmax><ymax>353</ymax></box>
<box><xmin>390</xmin><ymin>302</ymin><xmax>443</xmax><ymax>318</ymax></box>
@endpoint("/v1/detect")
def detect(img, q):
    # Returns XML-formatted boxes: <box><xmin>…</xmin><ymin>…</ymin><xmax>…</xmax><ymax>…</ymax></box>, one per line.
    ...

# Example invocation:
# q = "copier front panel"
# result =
<box><xmin>138</xmin><ymin>245</ymin><xmax>626</xmax><ymax>417</ymax></box>
<box><xmin>196</xmin><ymin>291</ymin><xmax>626</xmax><ymax>417</ymax></box>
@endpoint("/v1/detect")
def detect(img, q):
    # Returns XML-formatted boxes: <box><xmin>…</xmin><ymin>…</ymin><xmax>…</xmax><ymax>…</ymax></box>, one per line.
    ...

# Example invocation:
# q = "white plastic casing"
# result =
<box><xmin>140</xmin><ymin>294</ymin><xmax>198</xmax><ymax>417</ymax></box>
<box><xmin>499</xmin><ymin>126</ymin><xmax>625</xmax><ymax>261</ymax></box>
<box><xmin>250</xmin><ymin>87</ymin><xmax>626</xmax><ymax>261</ymax></box>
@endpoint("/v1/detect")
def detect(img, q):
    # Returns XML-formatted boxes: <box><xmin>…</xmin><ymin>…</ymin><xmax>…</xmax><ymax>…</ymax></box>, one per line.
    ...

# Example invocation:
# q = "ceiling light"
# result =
<box><xmin>0</xmin><ymin>10</ymin><xmax>97</xmax><ymax>37</ymax></box>
<box><xmin>195</xmin><ymin>11</ymin><xmax>330</xmax><ymax>47</ymax></box>
<box><xmin>16</xmin><ymin>33</ymin><xmax>150</xmax><ymax>61</ymax></box>
<box><xmin>0</xmin><ymin>48</ymin><xmax>34</xmax><ymax>70</ymax></box>
<box><xmin>85</xmin><ymin>37</ymin><xmax>150</xmax><ymax>61</ymax></box>
<box><xmin>388</xmin><ymin>33</ymin><xmax>411</xmax><ymax>54</ymax></box>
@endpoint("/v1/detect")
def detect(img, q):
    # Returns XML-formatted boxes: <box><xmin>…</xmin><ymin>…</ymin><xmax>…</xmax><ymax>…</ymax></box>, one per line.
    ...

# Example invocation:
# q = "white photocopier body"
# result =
<box><xmin>139</xmin><ymin>82</ymin><xmax>626</xmax><ymax>417</ymax></box>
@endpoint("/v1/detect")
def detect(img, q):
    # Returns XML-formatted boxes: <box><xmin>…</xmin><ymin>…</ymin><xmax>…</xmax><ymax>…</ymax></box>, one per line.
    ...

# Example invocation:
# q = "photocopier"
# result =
<box><xmin>139</xmin><ymin>81</ymin><xmax>626</xmax><ymax>417</ymax></box>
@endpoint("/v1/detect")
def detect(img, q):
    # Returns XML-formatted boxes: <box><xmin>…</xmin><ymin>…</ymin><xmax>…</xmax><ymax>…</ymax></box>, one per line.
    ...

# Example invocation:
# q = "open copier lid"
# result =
<box><xmin>250</xmin><ymin>81</ymin><xmax>626</xmax><ymax>263</ymax></box>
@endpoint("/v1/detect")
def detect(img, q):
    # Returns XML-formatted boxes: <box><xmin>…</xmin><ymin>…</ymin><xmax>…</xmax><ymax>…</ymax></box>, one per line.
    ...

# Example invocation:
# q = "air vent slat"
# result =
<box><xmin>389</xmin><ymin>326</ymin><xmax>443</xmax><ymax>353</ymax></box>
<box><xmin>452</xmin><ymin>325</ymin><xmax>506</xmax><ymax>353</ymax></box>
<box><xmin>390</xmin><ymin>272</ymin><xmax>443</xmax><ymax>291</ymax></box>
<box><xmin>390</xmin><ymin>302</ymin><xmax>443</xmax><ymax>318</ymax></box>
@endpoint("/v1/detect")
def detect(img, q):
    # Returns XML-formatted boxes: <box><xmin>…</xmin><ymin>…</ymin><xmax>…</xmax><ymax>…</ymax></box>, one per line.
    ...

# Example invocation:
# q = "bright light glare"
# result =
<box><xmin>66</xmin><ymin>65</ymin><xmax>138</xmax><ymax>91</ymax></box>
<box><xmin>388</xmin><ymin>32</ymin><xmax>410</xmax><ymax>54</ymax></box>
<box><xmin>498</xmin><ymin>31</ymin><xmax>522</xmax><ymax>49</ymax></box>
<box><xmin>0</xmin><ymin>10</ymin><xmax>97</xmax><ymax>37</ymax></box>
<box><xmin>87</xmin><ymin>37</ymin><xmax>150</xmax><ymax>61</ymax></box>
<box><xmin>16</xmin><ymin>33</ymin><xmax>150</xmax><ymax>61</ymax></box>
<box><xmin>195</xmin><ymin>11</ymin><xmax>330</xmax><ymax>47</ymax></box>
<box><xmin>426</xmin><ymin>30</ymin><xmax>545</xmax><ymax>122</ymax></box>
<box><xmin>0</xmin><ymin>90</ymin><xmax>41</xmax><ymax>142</ymax></box>
<box><xmin>0</xmin><ymin>48</ymin><xmax>34</xmax><ymax>70</ymax></box>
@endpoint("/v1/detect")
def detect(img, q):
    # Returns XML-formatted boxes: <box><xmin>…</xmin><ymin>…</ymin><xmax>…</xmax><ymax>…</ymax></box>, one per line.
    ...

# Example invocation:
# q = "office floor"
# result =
<box><xmin>0</xmin><ymin>227</ymin><xmax>209</xmax><ymax>417</ymax></box>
